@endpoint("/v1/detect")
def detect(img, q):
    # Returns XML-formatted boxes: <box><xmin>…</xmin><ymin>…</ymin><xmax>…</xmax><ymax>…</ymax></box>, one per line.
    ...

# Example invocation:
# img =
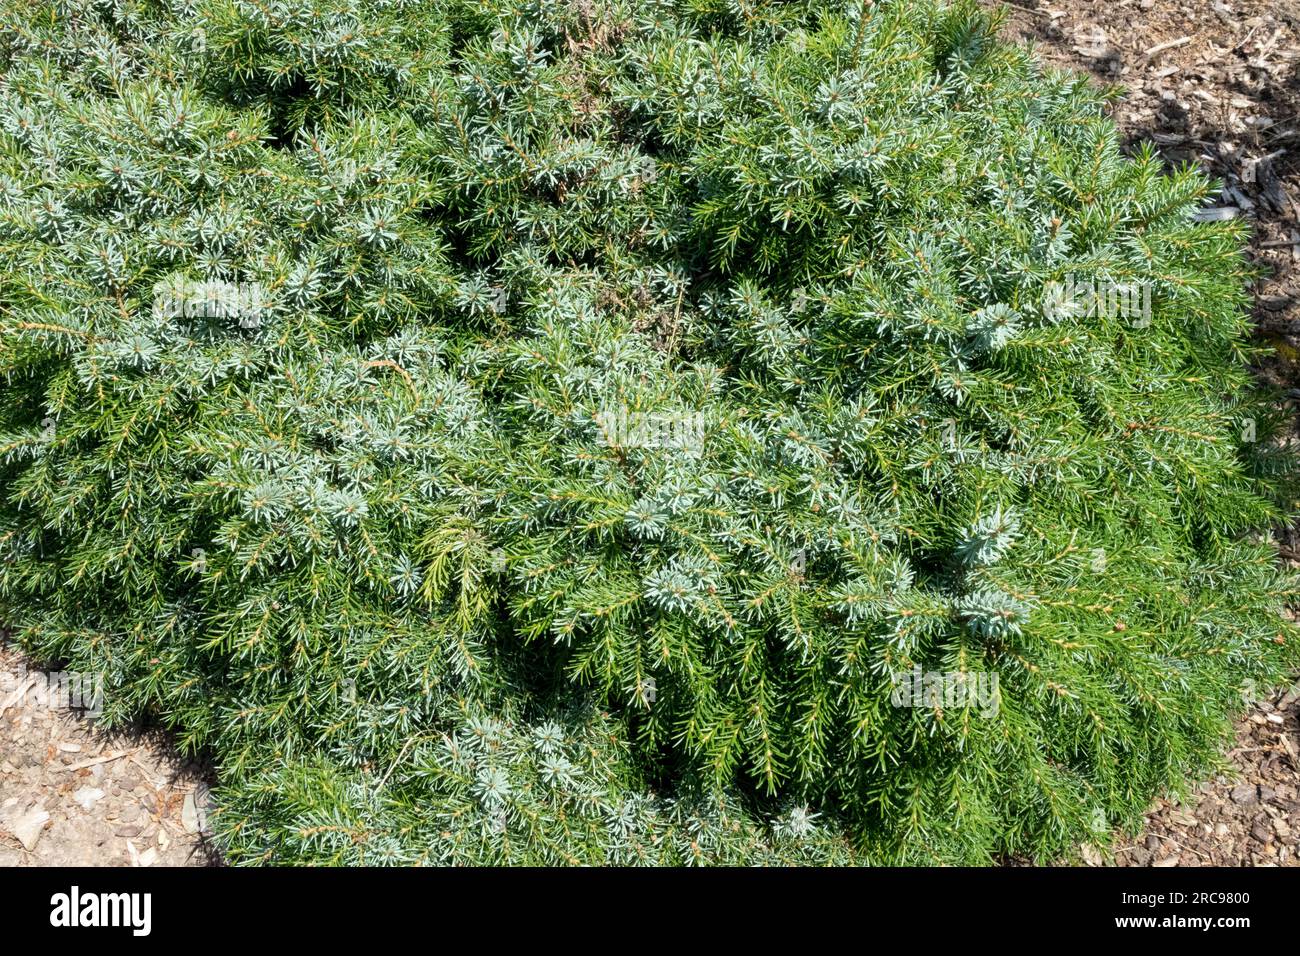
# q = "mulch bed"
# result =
<box><xmin>1106</xmin><ymin>685</ymin><xmax>1300</xmax><ymax>866</ymax></box>
<box><xmin>0</xmin><ymin>645</ymin><xmax>218</xmax><ymax>867</ymax></box>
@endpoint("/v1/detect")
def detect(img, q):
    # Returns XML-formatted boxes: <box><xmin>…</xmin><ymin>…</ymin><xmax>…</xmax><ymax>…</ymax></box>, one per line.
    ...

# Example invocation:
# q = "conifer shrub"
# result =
<box><xmin>1</xmin><ymin>0</ymin><xmax>1296</xmax><ymax>864</ymax></box>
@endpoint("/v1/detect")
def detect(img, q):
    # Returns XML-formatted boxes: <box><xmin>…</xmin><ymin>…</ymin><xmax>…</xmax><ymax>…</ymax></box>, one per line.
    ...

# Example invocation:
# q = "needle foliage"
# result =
<box><xmin>1</xmin><ymin>0</ymin><xmax>1296</xmax><ymax>864</ymax></box>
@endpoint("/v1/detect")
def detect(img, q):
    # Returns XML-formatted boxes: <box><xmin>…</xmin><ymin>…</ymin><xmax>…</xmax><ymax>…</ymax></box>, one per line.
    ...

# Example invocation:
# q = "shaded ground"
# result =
<box><xmin>1105</xmin><ymin>682</ymin><xmax>1300</xmax><ymax>866</ymax></box>
<box><xmin>0</xmin><ymin>645</ymin><xmax>218</xmax><ymax>867</ymax></box>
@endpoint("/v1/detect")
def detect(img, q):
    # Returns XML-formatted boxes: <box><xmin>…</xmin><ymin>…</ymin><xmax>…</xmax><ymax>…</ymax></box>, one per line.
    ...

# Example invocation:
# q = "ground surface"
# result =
<box><xmin>1107</xmin><ymin>685</ymin><xmax>1300</xmax><ymax>866</ymax></box>
<box><xmin>0</xmin><ymin>646</ymin><xmax>217</xmax><ymax>867</ymax></box>
<box><xmin>1</xmin><ymin>0</ymin><xmax>1299</xmax><ymax>867</ymax></box>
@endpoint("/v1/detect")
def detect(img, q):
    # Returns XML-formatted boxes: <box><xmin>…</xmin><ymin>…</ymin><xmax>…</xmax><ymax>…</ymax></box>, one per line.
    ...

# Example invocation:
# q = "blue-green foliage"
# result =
<box><xmin>0</xmin><ymin>0</ymin><xmax>1295</xmax><ymax>864</ymax></box>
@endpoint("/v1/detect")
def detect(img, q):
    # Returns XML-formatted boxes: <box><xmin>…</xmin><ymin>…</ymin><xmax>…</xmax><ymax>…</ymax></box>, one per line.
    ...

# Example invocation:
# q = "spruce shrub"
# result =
<box><xmin>1</xmin><ymin>0</ymin><xmax>1296</xmax><ymax>864</ymax></box>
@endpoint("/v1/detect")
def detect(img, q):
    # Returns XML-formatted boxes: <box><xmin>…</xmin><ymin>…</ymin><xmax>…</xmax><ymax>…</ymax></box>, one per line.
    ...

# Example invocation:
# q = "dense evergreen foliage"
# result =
<box><xmin>1</xmin><ymin>0</ymin><xmax>1296</xmax><ymax>864</ymax></box>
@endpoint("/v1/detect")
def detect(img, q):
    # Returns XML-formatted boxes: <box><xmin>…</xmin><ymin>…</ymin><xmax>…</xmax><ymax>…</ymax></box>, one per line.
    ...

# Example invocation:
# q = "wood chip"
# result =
<box><xmin>0</xmin><ymin>675</ymin><xmax>39</xmax><ymax>719</ymax></box>
<box><xmin>12</xmin><ymin>808</ymin><xmax>50</xmax><ymax>851</ymax></box>
<box><xmin>1193</xmin><ymin>206</ymin><xmax>1240</xmax><ymax>221</ymax></box>
<box><xmin>61</xmin><ymin>750</ymin><xmax>133</xmax><ymax>771</ymax></box>
<box><xmin>1280</xmin><ymin>734</ymin><xmax>1298</xmax><ymax>767</ymax></box>
<box><xmin>1146</xmin><ymin>36</ymin><xmax>1194</xmax><ymax>57</ymax></box>
<box><xmin>181</xmin><ymin>793</ymin><xmax>202</xmax><ymax>834</ymax></box>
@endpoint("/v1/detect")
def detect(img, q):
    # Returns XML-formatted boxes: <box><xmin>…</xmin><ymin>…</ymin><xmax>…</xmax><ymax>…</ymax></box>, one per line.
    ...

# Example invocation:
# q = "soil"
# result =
<box><xmin>0</xmin><ymin>0</ymin><xmax>1298</xmax><ymax>867</ymax></box>
<box><xmin>1107</xmin><ymin>684</ymin><xmax>1300</xmax><ymax>867</ymax></box>
<box><xmin>0</xmin><ymin>646</ymin><xmax>218</xmax><ymax>867</ymax></box>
